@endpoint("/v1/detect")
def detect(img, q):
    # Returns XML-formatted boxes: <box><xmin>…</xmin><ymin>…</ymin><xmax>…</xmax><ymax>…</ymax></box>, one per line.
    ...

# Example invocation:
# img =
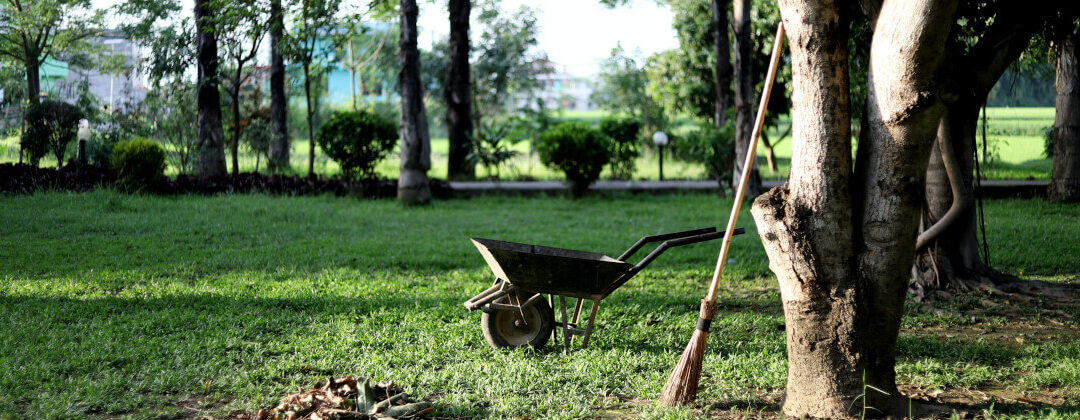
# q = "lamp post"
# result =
<box><xmin>652</xmin><ymin>131</ymin><xmax>668</xmax><ymax>181</ymax></box>
<box><xmin>76</xmin><ymin>119</ymin><xmax>90</xmax><ymax>176</ymax></box>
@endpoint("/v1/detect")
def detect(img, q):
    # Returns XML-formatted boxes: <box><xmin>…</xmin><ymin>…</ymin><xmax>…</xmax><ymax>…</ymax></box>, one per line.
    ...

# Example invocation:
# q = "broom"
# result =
<box><xmin>658</xmin><ymin>22</ymin><xmax>786</xmax><ymax>406</ymax></box>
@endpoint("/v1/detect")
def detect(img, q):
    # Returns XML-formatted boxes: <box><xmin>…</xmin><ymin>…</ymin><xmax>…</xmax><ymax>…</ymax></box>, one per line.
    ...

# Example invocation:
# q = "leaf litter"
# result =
<box><xmin>232</xmin><ymin>377</ymin><xmax>432</xmax><ymax>420</ymax></box>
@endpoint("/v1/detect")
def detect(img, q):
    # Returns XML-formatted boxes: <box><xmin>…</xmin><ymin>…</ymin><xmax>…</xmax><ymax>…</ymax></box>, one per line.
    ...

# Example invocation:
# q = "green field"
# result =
<box><xmin>1</xmin><ymin>107</ymin><xmax>1057</xmax><ymax>182</ymax></box>
<box><xmin>1</xmin><ymin>192</ymin><xmax>1077</xmax><ymax>418</ymax></box>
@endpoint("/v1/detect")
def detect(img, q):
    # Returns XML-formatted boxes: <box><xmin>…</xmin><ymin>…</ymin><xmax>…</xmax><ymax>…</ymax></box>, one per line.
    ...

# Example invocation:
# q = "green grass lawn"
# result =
<box><xmin>1</xmin><ymin>107</ymin><xmax>1057</xmax><ymax>182</ymax></box>
<box><xmin>1</xmin><ymin>191</ymin><xmax>1078</xmax><ymax>418</ymax></box>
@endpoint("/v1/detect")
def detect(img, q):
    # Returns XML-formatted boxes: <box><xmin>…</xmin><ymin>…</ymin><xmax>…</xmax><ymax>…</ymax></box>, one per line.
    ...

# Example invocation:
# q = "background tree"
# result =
<box><xmin>1048</xmin><ymin>16</ymin><xmax>1080</xmax><ymax>202</ymax></box>
<box><xmin>330</xmin><ymin>16</ymin><xmax>393</xmax><ymax>109</ymax></box>
<box><xmin>288</xmin><ymin>0</ymin><xmax>342</xmax><ymax>177</ymax></box>
<box><xmin>912</xmin><ymin>0</ymin><xmax>1058</xmax><ymax>292</ymax></box>
<box><xmin>268</xmin><ymin>0</ymin><xmax>289</xmax><ymax>172</ymax></box>
<box><xmin>593</xmin><ymin>46</ymin><xmax>664</xmax><ymax>136</ymax></box>
<box><xmin>445</xmin><ymin>0</ymin><xmax>473</xmax><ymax>180</ymax></box>
<box><xmin>146</xmin><ymin>81</ymin><xmax>198</xmax><ymax>174</ymax></box>
<box><xmin>397</xmin><ymin>0</ymin><xmax>430</xmax><ymax>204</ymax></box>
<box><xmin>215</xmin><ymin>0</ymin><xmax>268</xmax><ymax>175</ymax></box>
<box><xmin>731</xmin><ymin>0</ymin><xmax>760</xmax><ymax>193</ymax></box>
<box><xmin>711</xmin><ymin>0</ymin><xmax>731</xmax><ymax>127</ymax></box>
<box><xmin>471</xmin><ymin>3</ymin><xmax>548</xmax><ymax>129</ymax></box>
<box><xmin>194</xmin><ymin>0</ymin><xmax>228</xmax><ymax>176</ymax></box>
<box><xmin>0</xmin><ymin>0</ymin><xmax>102</xmax><ymax>102</ymax></box>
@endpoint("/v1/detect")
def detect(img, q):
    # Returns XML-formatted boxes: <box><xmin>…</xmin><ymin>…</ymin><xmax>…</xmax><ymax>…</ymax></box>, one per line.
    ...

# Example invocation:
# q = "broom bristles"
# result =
<box><xmin>658</xmin><ymin>300</ymin><xmax>717</xmax><ymax>406</ymax></box>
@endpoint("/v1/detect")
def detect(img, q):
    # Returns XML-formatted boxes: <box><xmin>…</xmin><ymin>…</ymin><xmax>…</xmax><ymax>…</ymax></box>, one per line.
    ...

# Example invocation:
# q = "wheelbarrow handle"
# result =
<box><xmin>624</xmin><ymin>228</ymin><xmax>746</xmax><ymax>279</ymax></box>
<box><xmin>617</xmin><ymin>227</ymin><xmax>717</xmax><ymax>261</ymax></box>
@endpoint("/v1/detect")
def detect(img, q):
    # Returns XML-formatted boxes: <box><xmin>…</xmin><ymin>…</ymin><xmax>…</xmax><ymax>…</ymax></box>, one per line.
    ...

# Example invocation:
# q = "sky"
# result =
<box><xmin>95</xmin><ymin>0</ymin><xmax>678</xmax><ymax>78</ymax></box>
<box><xmin>416</xmin><ymin>0</ymin><xmax>678</xmax><ymax>76</ymax></box>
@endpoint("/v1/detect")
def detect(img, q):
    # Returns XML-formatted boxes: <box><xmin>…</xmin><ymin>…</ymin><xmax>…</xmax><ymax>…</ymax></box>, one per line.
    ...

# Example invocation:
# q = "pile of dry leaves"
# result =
<box><xmin>234</xmin><ymin>377</ymin><xmax>432</xmax><ymax>420</ymax></box>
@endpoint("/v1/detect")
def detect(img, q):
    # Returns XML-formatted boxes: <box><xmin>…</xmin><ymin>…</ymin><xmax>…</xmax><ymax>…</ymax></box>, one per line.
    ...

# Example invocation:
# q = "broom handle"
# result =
<box><xmin>705</xmin><ymin>23</ymin><xmax>786</xmax><ymax>304</ymax></box>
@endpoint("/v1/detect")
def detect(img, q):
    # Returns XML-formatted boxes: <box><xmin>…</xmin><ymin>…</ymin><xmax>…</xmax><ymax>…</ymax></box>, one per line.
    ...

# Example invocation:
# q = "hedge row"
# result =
<box><xmin>0</xmin><ymin>164</ymin><xmax>452</xmax><ymax>199</ymax></box>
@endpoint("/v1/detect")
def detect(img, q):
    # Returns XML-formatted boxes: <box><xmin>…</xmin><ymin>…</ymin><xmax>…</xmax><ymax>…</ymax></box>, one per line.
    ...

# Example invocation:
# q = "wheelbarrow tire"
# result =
<box><xmin>481</xmin><ymin>296</ymin><xmax>554</xmax><ymax>349</ymax></box>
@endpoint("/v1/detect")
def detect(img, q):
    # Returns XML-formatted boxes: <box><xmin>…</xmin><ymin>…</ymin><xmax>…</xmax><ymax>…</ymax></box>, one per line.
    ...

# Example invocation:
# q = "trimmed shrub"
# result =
<box><xmin>112</xmin><ymin>138</ymin><xmax>167</xmax><ymax>189</ymax></box>
<box><xmin>598</xmin><ymin>116</ymin><xmax>641</xmax><ymax>180</ymax></box>
<box><xmin>22</xmin><ymin>100</ymin><xmax>83</xmax><ymax>167</ymax></box>
<box><xmin>535</xmin><ymin>121</ymin><xmax>612</xmax><ymax>197</ymax></box>
<box><xmin>316</xmin><ymin>109</ymin><xmax>398</xmax><ymax>180</ymax></box>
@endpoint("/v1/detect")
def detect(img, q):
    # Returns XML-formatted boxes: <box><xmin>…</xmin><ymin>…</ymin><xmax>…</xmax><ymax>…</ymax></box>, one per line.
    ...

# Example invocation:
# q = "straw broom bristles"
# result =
<box><xmin>657</xmin><ymin>23</ymin><xmax>786</xmax><ymax>407</ymax></box>
<box><xmin>658</xmin><ymin>299</ymin><xmax>716</xmax><ymax>405</ymax></box>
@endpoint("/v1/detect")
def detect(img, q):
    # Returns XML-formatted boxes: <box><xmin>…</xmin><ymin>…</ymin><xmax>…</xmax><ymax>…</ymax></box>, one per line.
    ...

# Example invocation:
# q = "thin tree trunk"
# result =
<box><xmin>304</xmin><ymin>63</ymin><xmax>316</xmax><ymax>177</ymax></box>
<box><xmin>446</xmin><ymin>0</ymin><xmax>474</xmax><ymax>180</ymax></box>
<box><xmin>25</xmin><ymin>56</ymin><xmax>40</xmax><ymax>104</ymax></box>
<box><xmin>712</xmin><ymin>0</ymin><xmax>732</xmax><ymax>127</ymax></box>
<box><xmin>1051</xmin><ymin>31</ymin><xmax>1080</xmax><ymax>202</ymax></box>
<box><xmin>268</xmin><ymin>0</ymin><xmax>289</xmax><ymax>173</ymax></box>
<box><xmin>194</xmin><ymin>0</ymin><xmax>227</xmax><ymax>177</ymax></box>
<box><xmin>398</xmin><ymin>0</ymin><xmax>432</xmax><ymax>204</ymax></box>
<box><xmin>348</xmin><ymin>39</ymin><xmax>357</xmax><ymax>110</ymax></box>
<box><xmin>760</xmin><ymin>130</ymin><xmax>778</xmax><ymax>172</ymax></box>
<box><xmin>230</xmin><ymin>85</ymin><xmax>242</xmax><ymax>176</ymax></box>
<box><xmin>752</xmin><ymin>2</ymin><xmax>859</xmax><ymax>416</ymax></box>
<box><xmin>732</xmin><ymin>0</ymin><xmax>761</xmax><ymax>194</ymax></box>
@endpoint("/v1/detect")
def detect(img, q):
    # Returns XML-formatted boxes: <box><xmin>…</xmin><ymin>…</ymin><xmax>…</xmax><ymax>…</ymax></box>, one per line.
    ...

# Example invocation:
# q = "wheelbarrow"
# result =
<box><xmin>463</xmin><ymin>226</ymin><xmax>745</xmax><ymax>349</ymax></box>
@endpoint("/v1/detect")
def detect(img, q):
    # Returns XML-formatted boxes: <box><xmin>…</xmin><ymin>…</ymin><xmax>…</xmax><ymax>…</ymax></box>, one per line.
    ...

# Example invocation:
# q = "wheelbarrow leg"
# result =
<box><xmin>581</xmin><ymin>299</ymin><xmax>601</xmax><ymax>348</ymax></box>
<box><xmin>558</xmin><ymin>296</ymin><xmax>571</xmax><ymax>349</ymax></box>
<box><xmin>571</xmin><ymin>298</ymin><xmax>584</xmax><ymax>326</ymax></box>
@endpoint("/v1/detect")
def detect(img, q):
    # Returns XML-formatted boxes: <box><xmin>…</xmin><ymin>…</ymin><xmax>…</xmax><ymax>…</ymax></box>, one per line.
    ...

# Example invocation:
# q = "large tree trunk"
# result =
<box><xmin>732</xmin><ymin>0</ymin><xmax>761</xmax><ymax>194</ymax></box>
<box><xmin>194</xmin><ymin>0</ymin><xmax>227</xmax><ymax>177</ymax></box>
<box><xmin>752</xmin><ymin>2</ymin><xmax>859</xmax><ymax>416</ymax></box>
<box><xmin>1051</xmin><ymin>31</ymin><xmax>1080</xmax><ymax>202</ymax></box>
<box><xmin>398</xmin><ymin>0</ymin><xmax>432</xmax><ymax>204</ymax></box>
<box><xmin>712</xmin><ymin>0</ymin><xmax>732</xmax><ymax>127</ymax></box>
<box><xmin>913</xmin><ymin>2</ymin><xmax>1044</xmax><ymax>291</ymax></box>
<box><xmin>754</xmin><ymin>0</ymin><xmax>956</xmax><ymax>417</ymax></box>
<box><xmin>268</xmin><ymin>0</ymin><xmax>290</xmax><ymax>173</ymax></box>
<box><xmin>853</xmin><ymin>0</ymin><xmax>956</xmax><ymax>410</ymax></box>
<box><xmin>445</xmin><ymin>0</ymin><xmax>474</xmax><ymax>180</ymax></box>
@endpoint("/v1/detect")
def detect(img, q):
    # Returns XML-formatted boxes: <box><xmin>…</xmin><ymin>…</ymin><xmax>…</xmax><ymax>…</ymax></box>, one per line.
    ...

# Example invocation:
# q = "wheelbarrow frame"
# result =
<box><xmin>464</xmin><ymin>226</ymin><xmax>745</xmax><ymax>349</ymax></box>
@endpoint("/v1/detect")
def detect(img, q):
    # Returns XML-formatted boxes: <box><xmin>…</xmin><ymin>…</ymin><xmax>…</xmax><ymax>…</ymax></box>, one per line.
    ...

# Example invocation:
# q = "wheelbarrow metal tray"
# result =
<box><xmin>471</xmin><ymin>238</ymin><xmax>632</xmax><ymax>299</ymax></box>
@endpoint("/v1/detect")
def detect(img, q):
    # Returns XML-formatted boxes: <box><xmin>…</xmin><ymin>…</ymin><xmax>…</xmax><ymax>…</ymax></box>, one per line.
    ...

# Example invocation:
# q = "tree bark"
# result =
<box><xmin>398</xmin><ymin>0</ymin><xmax>432</xmax><ymax>204</ymax></box>
<box><xmin>445</xmin><ymin>0</ymin><xmax>474</xmax><ymax>180</ymax></box>
<box><xmin>854</xmin><ymin>0</ymin><xmax>956</xmax><ymax>409</ymax></box>
<box><xmin>732</xmin><ymin>0</ymin><xmax>761</xmax><ymax>194</ymax></box>
<box><xmin>194</xmin><ymin>0</ymin><xmax>227</xmax><ymax>177</ymax></box>
<box><xmin>268</xmin><ymin>0</ymin><xmax>290</xmax><ymax>173</ymax></box>
<box><xmin>712</xmin><ymin>0</ymin><xmax>732</xmax><ymax>127</ymax></box>
<box><xmin>1051</xmin><ymin>31</ymin><xmax>1080</xmax><ymax>202</ymax></box>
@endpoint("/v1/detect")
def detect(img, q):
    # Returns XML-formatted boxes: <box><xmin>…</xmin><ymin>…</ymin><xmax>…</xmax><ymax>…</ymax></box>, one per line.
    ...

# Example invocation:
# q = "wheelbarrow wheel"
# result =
<box><xmin>481</xmin><ymin>295</ymin><xmax>554</xmax><ymax>349</ymax></box>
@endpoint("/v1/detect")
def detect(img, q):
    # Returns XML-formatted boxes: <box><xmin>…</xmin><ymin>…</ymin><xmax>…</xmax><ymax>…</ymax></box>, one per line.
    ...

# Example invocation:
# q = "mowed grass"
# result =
<box><xmin>0</xmin><ymin>107</ymin><xmax>1057</xmax><ymax>182</ymax></box>
<box><xmin>0</xmin><ymin>192</ymin><xmax>1078</xmax><ymax>418</ymax></box>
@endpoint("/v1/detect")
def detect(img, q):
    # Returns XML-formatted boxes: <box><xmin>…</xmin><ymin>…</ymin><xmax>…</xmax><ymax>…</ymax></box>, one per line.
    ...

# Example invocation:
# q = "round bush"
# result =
<box><xmin>111</xmin><ymin>138</ymin><xmax>167</xmax><ymax>188</ymax></box>
<box><xmin>316</xmin><ymin>110</ymin><xmax>398</xmax><ymax>180</ymax></box>
<box><xmin>535</xmin><ymin>121</ymin><xmax>612</xmax><ymax>197</ymax></box>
